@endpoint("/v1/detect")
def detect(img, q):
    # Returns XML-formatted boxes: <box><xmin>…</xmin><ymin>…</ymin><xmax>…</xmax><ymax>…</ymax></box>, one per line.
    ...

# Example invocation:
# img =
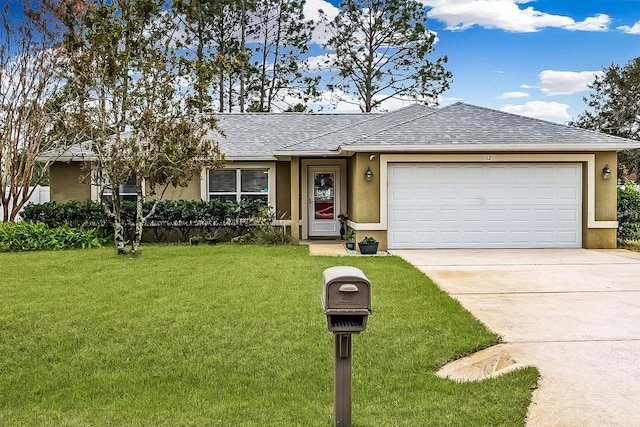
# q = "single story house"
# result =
<box><xmin>44</xmin><ymin>102</ymin><xmax>640</xmax><ymax>250</ymax></box>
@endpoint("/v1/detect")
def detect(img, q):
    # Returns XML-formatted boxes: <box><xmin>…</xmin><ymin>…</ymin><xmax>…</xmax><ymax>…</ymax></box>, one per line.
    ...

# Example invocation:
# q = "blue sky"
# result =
<box><xmin>5</xmin><ymin>0</ymin><xmax>639</xmax><ymax>122</ymax></box>
<box><xmin>304</xmin><ymin>0</ymin><xmax>640</xmax><ymax>122</ymax></box>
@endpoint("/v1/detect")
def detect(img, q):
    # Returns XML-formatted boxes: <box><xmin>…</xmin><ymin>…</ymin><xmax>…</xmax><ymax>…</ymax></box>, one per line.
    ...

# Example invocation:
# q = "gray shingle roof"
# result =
<box><xmin>210</xmin><ymin>112</ymin><xmax>369</xmax><ymax>159</ymax></box>
<box><xmin>38</xmin><ymin>141</ymin><xmax>95</xmax><ymax>162</ymax></box>
<box><xmin>275</xmin><ymin>104</ymin><xmax>436</xmax><ymax>153</ymax></box>
<box><xmin>39</xmin><ymin>102</ymin><xmax>640</xmax><ymax>162</ymax></box>
<box><xmin>344</xmin><ymin>103</ymin><xmax>637</xmax><ymax>149</ymax></box>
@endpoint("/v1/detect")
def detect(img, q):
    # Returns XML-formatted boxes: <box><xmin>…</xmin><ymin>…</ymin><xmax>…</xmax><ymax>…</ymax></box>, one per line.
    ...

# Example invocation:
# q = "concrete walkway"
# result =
<box><xmin>390</xmin><ymin>249</ymin><xmax>640</xmax><ymax>427</ymax></box>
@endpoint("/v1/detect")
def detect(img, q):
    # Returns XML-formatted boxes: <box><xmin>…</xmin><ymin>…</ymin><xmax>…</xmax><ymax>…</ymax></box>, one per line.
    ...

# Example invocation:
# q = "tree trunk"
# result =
<box><xmin>239</xmin><ymin>0</ymin><xmax>246</xmax><ymax>112</ymax></box>
<box><xmin>111</xmin><ymin>188</ymin><xmax>126</xmax><ymax>255</ymax></box>
<box><xmin>131</xmin><ymin>177</ymin><xmax>145</xmax><ymax>253</ymax></box>
<box><xmin>266</xmin><ymin>1</ymin><xmax>284</xmax><ymax>112</ymax></box>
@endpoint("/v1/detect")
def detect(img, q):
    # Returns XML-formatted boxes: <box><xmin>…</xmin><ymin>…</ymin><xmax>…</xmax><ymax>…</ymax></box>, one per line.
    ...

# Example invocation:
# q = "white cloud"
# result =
<box><xmin>498</xmin><ymin>91</ymin><xmax>530</xmax><ymax>99</ymax></box>
<box><xmin>535</xmin><ymin>70</ymin><xmax>602</xmax><ymax>95</ymax></box>
<box><xmin>500</xmin><ymin>101</ymin><xmax>570</xmax><ymax>120</ymax></box>
<box><xmin>617</xmin><ymin>21</ymin><xmax>640</xmax><ymax>35</ymax></box>
<box><xmin>304</xmin><ymin>0</ymin><xmax>339</xmax><ymax>44</ymax></box>
<box><xmin>565</xmin><ymin>14</ymin><xmax>610</xmax><ymax>32</ymax></box>
<box><xmin>303</xmin><ymin>53</ymin><xmax>337</xmax><ymax>72</ymax></box>
<box><xmin>422</xmin><ymin>0</ymin><xmax>610</xmax><ymax>33</ymax></box>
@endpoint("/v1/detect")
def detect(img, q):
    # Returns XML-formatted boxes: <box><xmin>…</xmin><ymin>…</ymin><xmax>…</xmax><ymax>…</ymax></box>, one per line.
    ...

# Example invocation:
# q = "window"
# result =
<box><xmin>208</xmin><ymin>168</ymin><xmax>269</xmax><ymax>203</ymax></box>
<box><xmin>102</xmin><ymin>175</ymin><xmax>138</xmax><ymax>202</ymax></box>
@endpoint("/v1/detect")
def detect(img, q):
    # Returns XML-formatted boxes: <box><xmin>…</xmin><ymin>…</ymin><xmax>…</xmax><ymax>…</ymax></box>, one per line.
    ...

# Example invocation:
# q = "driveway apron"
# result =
<box><xmin>390</xmin><ymin>248</ymin><xmax>640</xmax><ymax>427</ymax></box>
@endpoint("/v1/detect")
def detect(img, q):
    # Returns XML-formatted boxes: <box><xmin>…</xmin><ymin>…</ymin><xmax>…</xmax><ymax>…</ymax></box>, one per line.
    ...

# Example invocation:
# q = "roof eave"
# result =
<box><xmin>225</xmin><ymin>155</ymin><xmax>278</xmax><ymax>161</ymax></box>
<box><xmin>272</xmin><ymin>150</ymin><xmax>343</xmax><ymax>157</ymax></box>
<box><xmin>37</xmin><ymin>154</ymin><xmax>97</xmax><ymax>162</ymax></box>
<box><xmin>338</xmin><ymin>143</ymin><xmax>640</xmax><ymax>154</ymax></box>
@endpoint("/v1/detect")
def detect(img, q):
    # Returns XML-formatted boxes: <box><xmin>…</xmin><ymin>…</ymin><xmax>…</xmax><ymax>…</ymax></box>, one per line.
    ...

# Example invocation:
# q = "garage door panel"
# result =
<box><xmin>415</xmin><ymin>187</ymin><xmax>437</xmax><ymax>199</ymax></box>
<box><xmin>534</xmin><ymin>187</ymin><xmax>555</xmax><ymax>201</ymax></box>
<box><xmin>416</xmin><ymin>231</ymin><xmax>436</xmax><ymax>244</ymax></box>
<box><xmin>502</xmin><ymin>186</ymin><xmax>531</xmax><ymax>201</ymax></box>
<box><xmin>463</xmin><ymin>209</ymin><xmax>483</xmax><ymax>223</ymax></box>
<box><xmin>416</xmin><ymin>209</ymin><xmax>436</xmax><ymax>222</ymax></box>
<box><xmin>388</xmin><ymin>163</ymin><xmax>582</xmax><ymax>249</ymax></box>
<box><xmin>463</xmin><ymin>231</ymin><xmax>484</xmax><ymax>244</ymax></box>
<box><xmin>558</xmin><ymin>231</ymin><xmax>580</xmax><ymax>244</ymax></box>
<box><xmin>390</xmin><ymin>231</ymin><xmax>412</xmax><ymax>244</ymax></box>
<box><xmin>441</xmin><ymin>231</ymin><xmax>463</xmax><ymax>243</ymax></box>
<box><xmin>511</xmin><ymin>209</ymin><xmax>531</xmax><ymax>222</ymax></box>
<box><xmin>416</xmin><ymin>167</ymin><xmax>439</xmax><ymax>180</ymax></box>
<box><xmin>558</xmin><ymin>209</ymin><xmax>579</xmax><ymax>222</ymax></box>
<box><xmin>487</xmin><ymin>230</ymin><xmax>508</xmax><ymax>243</ymax></box>
<box><xmin>440</xmin><ymin>186</ymin><xmax>461</xmax><ymax>200</ymax></box>
<box><xmin>558</xmin><ymin>165</ymin><xmax>580</xmax><ymax>179</ymax></box>
<box><xmin>390</xmin><ymin>187</ymin><xmax>413</xmax><ymax>201</ymax></box>
<box><xmin>558</xmin><ymin>186</ymin><xmax>580</xmax><ymax>201</ymax></box>
<box><xmin>535</xmin><ymin>209</ymin><xmax>555</xmax><ymax>222</ymax></box>
<box><xmin>391</xmin><ymin>208</ymin><xmax>412</xmax><ymax>222</ymax></box>
<box><xmin>487</xmin><ymin>208</ymin><xmax>508</xmax><ymax>222</ymax></box>
<box><xmin>391</xmin><ymin>166</ymin><xmax>415</xmax><ymax>181</ymax></box>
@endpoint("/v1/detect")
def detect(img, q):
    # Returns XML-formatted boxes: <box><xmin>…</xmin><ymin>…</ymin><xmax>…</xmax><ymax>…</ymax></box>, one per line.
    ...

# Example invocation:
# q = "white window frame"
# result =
<box><xmin>201</xmin><ymin>162</ymin><xmax>276</xmax><ymax>206</ymax></box>
<box><xmin>91</xmin><ymin>171</ymin><xmax>144</xmax><ymax>202</ymax></box>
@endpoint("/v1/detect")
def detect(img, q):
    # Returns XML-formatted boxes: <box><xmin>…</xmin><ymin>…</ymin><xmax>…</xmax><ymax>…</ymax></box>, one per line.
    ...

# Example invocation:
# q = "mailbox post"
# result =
<box><xmin>322</xmin><ymin>266</ymin><xmax>371</xmax><ymax>427</ymax></box>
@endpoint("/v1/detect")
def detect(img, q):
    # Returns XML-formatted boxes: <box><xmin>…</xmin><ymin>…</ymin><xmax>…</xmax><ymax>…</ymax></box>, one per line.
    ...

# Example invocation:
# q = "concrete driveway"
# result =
<box><xmin>390</xmin><ymin>248</ymin><xmax>640</xmax><ymax>427</ymax></box>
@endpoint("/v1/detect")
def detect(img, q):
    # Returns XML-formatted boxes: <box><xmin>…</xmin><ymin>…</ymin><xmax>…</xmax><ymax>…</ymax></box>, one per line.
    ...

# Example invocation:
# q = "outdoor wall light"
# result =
<box><xmin>364</xmin><ymin>166</ymin><xmax>374</xmax><ymax>182</ymax></box>
<box><xmin>602</xmin><ymin>165</ymin><xmax>612</xmax><ymax>180</ymax></box>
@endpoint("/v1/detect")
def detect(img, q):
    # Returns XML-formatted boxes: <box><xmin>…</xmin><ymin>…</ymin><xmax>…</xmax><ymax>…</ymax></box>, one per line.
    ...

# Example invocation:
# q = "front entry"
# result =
<box><xmin>308</xmin><ymin>166</ymin><xmax>341</xmax><ymax>237</ymax></box>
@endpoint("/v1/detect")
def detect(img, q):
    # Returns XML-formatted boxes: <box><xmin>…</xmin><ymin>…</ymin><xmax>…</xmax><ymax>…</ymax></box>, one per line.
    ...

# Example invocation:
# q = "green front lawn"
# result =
<box><xmin>0</xmin><ymin>245</ymin><xmax>537</xmax><ymax>426</ymax></box>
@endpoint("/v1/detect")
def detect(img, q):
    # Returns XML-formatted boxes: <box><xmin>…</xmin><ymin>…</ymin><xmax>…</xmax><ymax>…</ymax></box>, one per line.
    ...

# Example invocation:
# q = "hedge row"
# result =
<box><xmin>618</xmin><ymin>179</ymin><xmax>640</xmax><ymax>242</ymax></box>
<box><xmin>21</xmin><ymin>199</ymin><xmax>268</xmax><ymax>243</ymax></box>
<box><xmin>0</xmin><ymin>221</ymin><xmax>110</xmax><ymax>252</ymax></box>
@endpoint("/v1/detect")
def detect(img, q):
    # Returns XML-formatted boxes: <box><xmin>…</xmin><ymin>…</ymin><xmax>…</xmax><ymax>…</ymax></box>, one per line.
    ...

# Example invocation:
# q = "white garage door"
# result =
<box><xmin>387</xmin><ymin>163</ymin><xmax>582</xmax><ymax>249</ymax></box>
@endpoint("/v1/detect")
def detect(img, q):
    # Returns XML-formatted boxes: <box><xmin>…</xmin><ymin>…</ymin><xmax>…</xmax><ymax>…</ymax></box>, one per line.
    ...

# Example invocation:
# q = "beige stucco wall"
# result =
<box><xmin>148</xmin><ymin>180</ymin><xmax>201</xmax><ymax>201</ymax></box>
<box><xmin>289</xmin><ymin>157</ymin><xmax>301</xmax><ymax>240</ymax></box>
<box><xmin>348</xmin><ymin>153</ymin><xmax>380</xmax><ymax>223</ymax></box>
<box><xmin>585</xmin><ymin>151</ymin><xmax>618</xmax><ymax>248</ymax></box>
<box><xmin>49</xmin><ymin>162</ymin><xmax>91</xmax><ymax>202</ymax></box>
<box><xmin>276</xmin><ymin>161</ymin><xmax>291</xmax><ymax>220</ymax></box>
<box><xmin>347</xmin><ymin>153</ymin><xmax>386</xmax><ymax>247</ymax></box>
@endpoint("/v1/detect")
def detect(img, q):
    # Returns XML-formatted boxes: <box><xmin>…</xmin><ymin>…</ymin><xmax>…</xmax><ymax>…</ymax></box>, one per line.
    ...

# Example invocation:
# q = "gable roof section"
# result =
<box><xmin>274</xmin><ymin>104</ymin><xmax>437</xmax><ymax>155</ymax></box>
<box><xmin>278</xmin><ymin>103</ymin><xmax>640</xmax><ymax>155</ymax></box>
<box><xmin>39</xmin><ymin>112</ymin><xmax>370</xmax><ymax>162</ymax></box>
<box><xmin>210</xmin><ymin>112</ymin><xmax>369</xmax><ymax>160</ymax></box>
<box><xmin>343</xmin><ymin>103</ymin><xmax>640</xmax><ymax>152</ymax></box>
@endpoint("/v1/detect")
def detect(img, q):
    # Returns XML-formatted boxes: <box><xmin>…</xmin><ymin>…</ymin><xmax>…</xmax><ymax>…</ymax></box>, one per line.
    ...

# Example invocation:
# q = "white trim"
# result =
<box><xmin>338</xmin><ymin>143</ymin><xmax>640</xmax><ymax>154</ymax></box>
<box><xmin>275</xmin><ymin>143</ymin><xmax>640</xmax><ymax>158</ymax></box>
<box><xmin>300</xmin><ymin>159</ymin><xmax>347</xmax><ymax>240</ymax></box>
<box><xmin>307</xmin><ymin>165</ymin><xmax>341</xmax><ymax>238</ymax></box>
<box><xmin>346</xmin><ymin>154</ymin><xmax>616</xmax><ymax>233</ymax></box>
<box><xmin>202</xmin><ymin>162</ymin><xmax>276</xmax><ymax>206</ymax></box>
<box><xmin>346</xmin><ymin>220</ymin><xmax>386</xmax><ymax>231</ymax></box>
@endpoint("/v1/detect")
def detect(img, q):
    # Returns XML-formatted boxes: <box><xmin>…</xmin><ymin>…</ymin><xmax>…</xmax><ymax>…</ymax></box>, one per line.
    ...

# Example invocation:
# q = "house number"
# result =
<box><xmin>485</xmin><ymin>155</ymin><xmax>492</xmax><ymax>161</ymax></box>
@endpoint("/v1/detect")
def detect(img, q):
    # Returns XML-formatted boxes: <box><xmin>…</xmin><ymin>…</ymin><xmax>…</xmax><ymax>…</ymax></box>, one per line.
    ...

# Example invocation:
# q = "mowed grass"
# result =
<box><xmin>0</xmin><ymin>245</ymin><xmax>538</xmax><ymax>426</ymax></box>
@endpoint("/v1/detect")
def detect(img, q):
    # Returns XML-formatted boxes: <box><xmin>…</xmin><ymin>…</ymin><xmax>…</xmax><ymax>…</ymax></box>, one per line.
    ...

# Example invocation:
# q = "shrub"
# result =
<box><xmin>0</xmin><ymin>221</ymin><xmax>110</xmax><ymax>252</ymax></box>
<box><xmin>20</xmin><ymin>199</ymin><xmax>267</xmax><ymax>243</ymax></box>
<box><xmin>21</xmin><ymin>201</ymin><xmax>108</xmax><ymax>228</ymax></box>
<box><xmin>249</xmin><ymin>206</ymin><xmax>292</xmax><ymax>245</ymax></box>
<box><xmin>253</xmin><ymin>226</ymin><xmax>293</xmax><ymax>245</ymax></box>
<box><xmin>617</xmin><ymin>179</ymin><xmax>640</xmax><ymax>242</ymax></box>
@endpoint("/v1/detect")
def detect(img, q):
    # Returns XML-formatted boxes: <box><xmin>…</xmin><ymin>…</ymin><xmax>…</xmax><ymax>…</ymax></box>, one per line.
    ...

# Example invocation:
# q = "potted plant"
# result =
<box><xmin>344</xmin><ymin>229</ymin><xmax>355</xmax><ymax>251</ymax></box>
<box><xmin>358</xmin><ymin>236</ymin><xmax>379</xmax><ymax>255</ymax></box>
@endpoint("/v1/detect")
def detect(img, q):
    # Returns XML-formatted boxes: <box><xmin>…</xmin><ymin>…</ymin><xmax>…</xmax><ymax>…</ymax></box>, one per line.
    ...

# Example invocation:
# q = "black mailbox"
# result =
<box><xmin>322</xmin><ymin>266</ymin><xmax>371</xmax><ymax>333</ymax></box>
